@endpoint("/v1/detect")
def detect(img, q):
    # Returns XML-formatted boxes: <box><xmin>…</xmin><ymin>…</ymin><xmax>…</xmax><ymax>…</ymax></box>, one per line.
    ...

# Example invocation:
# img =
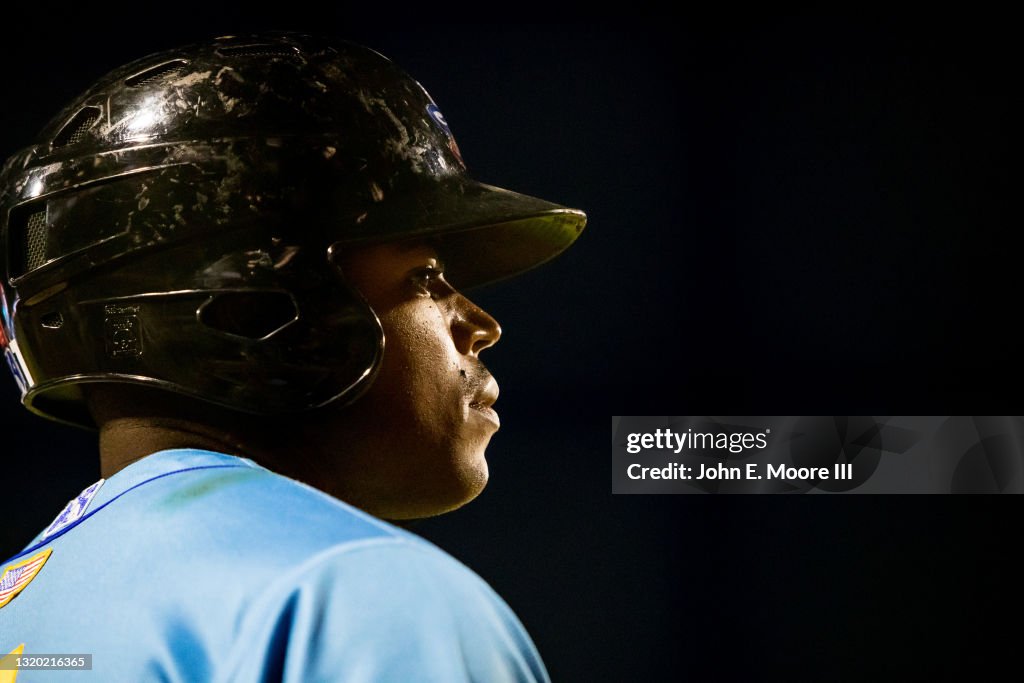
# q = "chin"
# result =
<box><xmin>382</xmin><ymin>454</ymin><xmax>490</xmax><ymax>521</ymax></box>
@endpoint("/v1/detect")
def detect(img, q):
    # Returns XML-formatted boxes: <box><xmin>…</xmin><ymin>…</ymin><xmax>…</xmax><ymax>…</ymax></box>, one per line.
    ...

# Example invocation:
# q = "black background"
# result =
<box><xmin>1</xmin><ymin>12</ymin><xmax>1017</xmax><ymax>680</ymax></box>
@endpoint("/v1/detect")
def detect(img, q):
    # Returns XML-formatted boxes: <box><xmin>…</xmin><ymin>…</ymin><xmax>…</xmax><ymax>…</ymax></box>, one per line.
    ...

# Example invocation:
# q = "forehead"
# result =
<box><xmin>393</xmin><ymin>239</ymin><xmax>442</xmax><ymax>262</ymax></box>
<box><xmin>335</xmin><ymin>238</ymin><xmax>443</xmax><ymax>289</ymax></box>
<box><xmin>337</xmin><ymin>238</ymin><xmax>439</xmax><ymax>265</ymax></box>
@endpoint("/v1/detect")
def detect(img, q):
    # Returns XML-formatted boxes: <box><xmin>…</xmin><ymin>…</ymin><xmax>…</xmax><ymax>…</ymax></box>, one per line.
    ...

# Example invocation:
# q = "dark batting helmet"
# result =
<box><xmin>0</xmin><ymin>31</ymin><xmax>586</xmax><ymax>429</ymax></box>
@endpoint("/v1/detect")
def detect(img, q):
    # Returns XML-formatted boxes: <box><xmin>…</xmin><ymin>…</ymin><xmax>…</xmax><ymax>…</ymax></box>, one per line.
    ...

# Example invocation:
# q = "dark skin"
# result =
<box><xmin>85</xmin><ymin>241</ymin><xmax>502</xmax><ymax>521</ymax></box>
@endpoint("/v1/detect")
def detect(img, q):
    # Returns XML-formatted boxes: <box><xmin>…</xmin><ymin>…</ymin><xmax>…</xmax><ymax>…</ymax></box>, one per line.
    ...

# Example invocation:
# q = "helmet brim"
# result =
<box><xmin>338</xmin><ymin>177</ymin><xmax>587</xmax><ymax>290</ymax></box>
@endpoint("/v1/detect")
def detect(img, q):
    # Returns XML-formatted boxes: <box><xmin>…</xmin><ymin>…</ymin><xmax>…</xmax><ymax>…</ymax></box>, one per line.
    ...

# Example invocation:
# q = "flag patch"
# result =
<box><xmin>0</xmin><ymin>549</ymin><xmax>52</xmax><ymax>609</ymax></box>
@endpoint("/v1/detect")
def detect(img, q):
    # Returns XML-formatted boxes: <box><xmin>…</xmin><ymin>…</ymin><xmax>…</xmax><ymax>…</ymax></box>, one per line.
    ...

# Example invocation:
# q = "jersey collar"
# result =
<box><xmin>7</xmin><ymin>449</ymin><xmax>262</xmax><ymax>565</ymax></box>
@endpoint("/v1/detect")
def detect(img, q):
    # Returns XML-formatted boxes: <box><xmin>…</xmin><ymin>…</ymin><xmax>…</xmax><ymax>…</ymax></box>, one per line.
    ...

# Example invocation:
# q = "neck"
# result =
<box><xmin>85</xmin><ymin>384</ymin><xmax>296</xmax><ymax>479</ymax></box>
<box><xmin>96</xmin><ymin>416</ymin><xmax>256</xmax><ymax>478</ymax></box>
<box><xmin>84</xmin><ymin>384</ymin><xmax>425</xmax><ymax>525</ymax></box>
<box><xmin>94</xmin><ymin>411</ymin><xmax>421</xmax><ymax>530</ymax></box>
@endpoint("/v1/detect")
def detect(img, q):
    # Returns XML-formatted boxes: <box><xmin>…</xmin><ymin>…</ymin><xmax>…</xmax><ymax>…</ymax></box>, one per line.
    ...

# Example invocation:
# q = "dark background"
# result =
<box><xmin>1</xmin><ymin>12</ymin><xmax>1016</xmax><ymax>680</ymax></box>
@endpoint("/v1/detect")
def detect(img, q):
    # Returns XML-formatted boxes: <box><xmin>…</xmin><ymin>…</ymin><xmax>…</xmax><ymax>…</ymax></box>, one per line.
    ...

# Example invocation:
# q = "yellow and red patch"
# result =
<box><xmin>0</xmin><ymin>549</ymin><xmax>52</xmax><ymax>609</ymax></box>
<box><xmin>0</xmin><ymin>643</ymin><xmax>25</xmax><ymax>683</ymax></box>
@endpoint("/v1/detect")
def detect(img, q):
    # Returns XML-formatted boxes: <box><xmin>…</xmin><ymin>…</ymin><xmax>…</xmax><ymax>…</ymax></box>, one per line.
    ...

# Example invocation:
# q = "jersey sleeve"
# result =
<box><xmin>221</xmin><ymin>538</ymin><xmax>551</xmax><ymax>683</ymax></box>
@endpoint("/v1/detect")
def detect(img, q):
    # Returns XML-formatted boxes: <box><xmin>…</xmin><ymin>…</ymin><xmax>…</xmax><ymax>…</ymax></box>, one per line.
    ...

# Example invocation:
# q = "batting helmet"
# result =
<box><xmin>0</xmin><ymin>32</ymin><xmax>586</xmax><ymax>429</ymax></box>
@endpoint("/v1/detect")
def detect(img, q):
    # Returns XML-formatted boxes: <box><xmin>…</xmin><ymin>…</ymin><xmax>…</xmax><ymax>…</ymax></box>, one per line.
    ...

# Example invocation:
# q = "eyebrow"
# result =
<box><xmin>395</xmin><ymin>238</ymin><xmax>446</xmax><ymax>270</ymax></box>
<box><xmin>395</xmin><ymin>236</ymin><xmax>442</xmax><ymax>253</ymax></box>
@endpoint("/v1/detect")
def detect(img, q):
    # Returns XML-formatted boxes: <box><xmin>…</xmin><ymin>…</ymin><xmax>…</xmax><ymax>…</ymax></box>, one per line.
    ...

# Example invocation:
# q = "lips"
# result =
<box><xmin>469</xmin><ymin>375</ymin><xmax>500</xmax><ymax>427</ymax></box>
<box><xmin>471</xmin><ymin>375</ymin><xmax>499</xmax><ymax>408</ymax></box>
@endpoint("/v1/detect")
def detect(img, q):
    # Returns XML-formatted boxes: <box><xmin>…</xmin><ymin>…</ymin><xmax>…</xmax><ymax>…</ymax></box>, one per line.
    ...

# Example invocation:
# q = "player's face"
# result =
<box><xmin>321</xmin><ymin>241</ymin><xmax>502</xmax><ymax>520</ymax></box>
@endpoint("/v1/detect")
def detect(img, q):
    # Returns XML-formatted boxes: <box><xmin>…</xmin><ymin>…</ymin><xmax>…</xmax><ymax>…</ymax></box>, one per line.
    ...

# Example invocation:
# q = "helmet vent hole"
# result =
<box><xmin>199</xmin><ymin>291</ymin><xmax>298</xmax><ymax>340</ymax></box>
<box><xmin>217</xmin><ymin>44</ymin><xmax>299</xmax><ymax>58</ymax></box>
<box><xmin>22</xmin><ymin>208</ymin><xmax>48</xmax><ymax>273</ymax></box>
<box><xmin>125</xmin><ymin>60</ymin><xmax>188</xmax><ymax>87</ymax></box>
<box><xmin>41</xmin><ymin>312</ymin><xmax>64</xmax><ymax>329</ymax></box>
<box><xmin>52</xmin><ymin>107</ymin><xmax>100</xmax><ymax>149</ymax></box>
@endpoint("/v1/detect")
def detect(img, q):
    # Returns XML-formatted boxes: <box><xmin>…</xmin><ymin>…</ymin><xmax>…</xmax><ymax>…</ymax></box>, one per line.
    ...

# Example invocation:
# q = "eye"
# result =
<box><xmin>410</xmin><ymin>265</ymin><xmax>446</xmax><ymax>297</ymax></box>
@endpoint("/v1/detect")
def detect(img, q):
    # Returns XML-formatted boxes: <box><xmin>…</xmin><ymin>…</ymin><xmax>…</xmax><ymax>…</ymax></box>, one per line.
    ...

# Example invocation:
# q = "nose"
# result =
<box><xmin>451</xmin><ymin>295</ymin><xmax>501</xmax><ymax>357</ymax></box>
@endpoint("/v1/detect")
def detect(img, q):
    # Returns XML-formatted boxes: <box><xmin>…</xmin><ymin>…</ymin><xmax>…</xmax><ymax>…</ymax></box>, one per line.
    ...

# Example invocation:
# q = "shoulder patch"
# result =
<box><xmin>0</xmin><ymin>549</ymin><xmax>52</xmax><ymax>609</ymax></box>
<box><xmin>42</xmin><ymin>479</ymin><xmax>105</xmax><ymax>540</ymax></box>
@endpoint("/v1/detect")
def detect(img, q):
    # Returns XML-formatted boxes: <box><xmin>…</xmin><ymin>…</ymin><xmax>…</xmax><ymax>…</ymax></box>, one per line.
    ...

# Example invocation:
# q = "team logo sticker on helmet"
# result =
<box><xmin>426</xmin><ymin>103</ymin><xmax>464</xmax><ymax>167</ymax></box>
<box><xmin>0</xmin><ymin>549</ymin><xmax>52</xmax><ymax>609</ymax></box>
<box><xmin>426</xmin><ymin>103</ymin><xmax>452</xmax><ymax>135</ymax></box>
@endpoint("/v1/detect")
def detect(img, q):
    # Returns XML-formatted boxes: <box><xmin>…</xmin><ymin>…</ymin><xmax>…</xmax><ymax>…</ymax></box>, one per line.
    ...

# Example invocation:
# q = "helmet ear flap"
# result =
<box><xmin>198</xmin><ymin>291</ymin><xmax>299</xmax><ymax>341</ymax></box>
<box><xmin>19</xmin><ymin>281</ymin><xmax>384</xmax><ymax>428</ymax></box>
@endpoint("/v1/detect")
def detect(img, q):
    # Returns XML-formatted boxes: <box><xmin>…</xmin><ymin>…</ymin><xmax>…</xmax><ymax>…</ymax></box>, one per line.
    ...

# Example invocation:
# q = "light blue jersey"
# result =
<box><xmin>0</xmin><ymin>449</ymin><xmax>550</xmax><ymax>682</ymax></box>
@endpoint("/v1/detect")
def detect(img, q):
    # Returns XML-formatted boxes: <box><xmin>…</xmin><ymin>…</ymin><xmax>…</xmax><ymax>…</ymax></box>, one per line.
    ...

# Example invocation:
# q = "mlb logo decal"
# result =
<box><xmin>0</xmin><ymin>549</ymin><xmax>52</xmax><ymax>609</ymax></box>
<box><xmin>42</xmin><ymin>479</ymin><xmax>105</xmax><ymax>540</ymax></box>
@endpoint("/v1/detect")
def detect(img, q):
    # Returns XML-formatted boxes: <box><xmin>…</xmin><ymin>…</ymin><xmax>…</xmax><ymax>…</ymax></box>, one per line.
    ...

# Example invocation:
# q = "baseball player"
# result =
<box><xmin>0</xmin><ymin>32</ymin><xmax>585</xmax><ymax>681</ymax></box>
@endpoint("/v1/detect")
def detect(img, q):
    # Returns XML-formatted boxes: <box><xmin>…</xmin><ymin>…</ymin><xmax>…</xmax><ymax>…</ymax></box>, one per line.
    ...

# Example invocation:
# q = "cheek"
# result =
<box><xmin>378</xmin><ymin>304</ymin><xmax>462</xmax><ymax>414</ymax></box>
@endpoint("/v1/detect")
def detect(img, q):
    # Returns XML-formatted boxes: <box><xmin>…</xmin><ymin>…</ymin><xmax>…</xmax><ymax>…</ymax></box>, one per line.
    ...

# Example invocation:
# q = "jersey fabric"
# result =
<box><xmin>0</xmin><ymin>448</ymin><xmax>550</xmax><ymax>682</ymax></box>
